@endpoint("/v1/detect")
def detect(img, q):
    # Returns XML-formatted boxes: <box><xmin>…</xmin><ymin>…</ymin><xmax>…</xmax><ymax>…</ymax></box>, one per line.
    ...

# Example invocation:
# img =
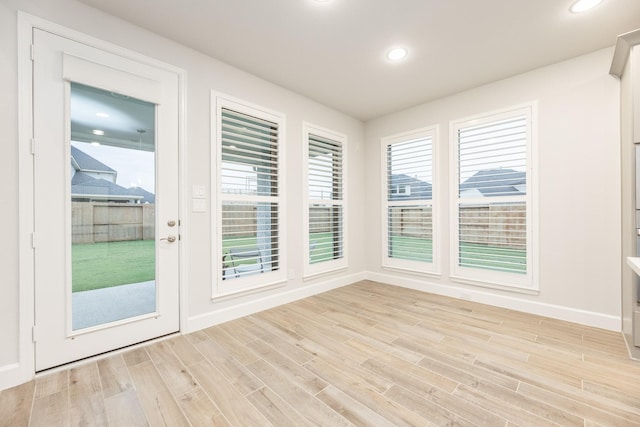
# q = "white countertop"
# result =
<box><xmin>627</xmin><ymin>257</ymin><xmax>640</xmax><ymax>276</ymax></box>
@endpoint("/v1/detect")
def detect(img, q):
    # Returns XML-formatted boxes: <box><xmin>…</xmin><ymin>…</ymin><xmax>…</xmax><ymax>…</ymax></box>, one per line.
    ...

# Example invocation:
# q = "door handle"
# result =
<box><xmin>160</xmin><ymin>235</ymin><xmax>177</xmax><ymax>243</ymax></box>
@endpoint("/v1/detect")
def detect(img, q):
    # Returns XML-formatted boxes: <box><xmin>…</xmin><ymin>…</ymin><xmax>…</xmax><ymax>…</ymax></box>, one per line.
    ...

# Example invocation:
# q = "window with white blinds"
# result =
<box><xmin>382</xmin><ymin>127</ymin><xmax>437</xmax><ymax>274</ymax></box>
<box><xmin>304</xmin><ymin>124</ymin><xmax>346</xmax><ymax>276</ymax></box>
<box><xmin>214</xmin><ymin>97</ymin><xmax>285</xmax><ymax>295</ymax></box>
<box><xmin>451</xmin><ymin>105</ymin><xmax>535</xmax><ymax>289</ymax></box>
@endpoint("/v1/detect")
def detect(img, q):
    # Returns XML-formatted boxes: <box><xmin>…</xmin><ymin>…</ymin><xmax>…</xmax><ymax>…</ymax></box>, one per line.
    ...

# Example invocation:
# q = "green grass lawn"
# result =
<box><xmin>74</xmin><ymin>234</ymin><xmax>525</xmax><ymax>292</ymax></box>
<box><xmin>224</xmin><ymin>233</ymin><xmax>526</xmax><ymax>274</ymax></box>
<box><xmin>223</xmin><ymin>234</ymin><xmax>528</xmax><ymax>276</ymax></box>
<box><xmin>224</xmin><ymin>233</ymin><xmax>336</xmax><ymax>265</ymax></box>
<box><xmin>72</xmin><ymin>240</ymin><xmax>155</xmax><ymax>293</ymax></box>
<box><xmin>308</xmin><ymin>232</ymin><xmax>342</xmax><ymax>264</ymax></box>
<box><xmin>390</xmin><ymin>235</ymin><xmax>526</xmax><ymax>273</ymax></box>
<box><xmin>459</xmin><ymin>241</ymin><xmax>526</xmax><ymax>273</ymax></box>
<box><xmin>389</xmin><ymin>235</ymin><xmax>433</xmax><ymax>263</ymax></box>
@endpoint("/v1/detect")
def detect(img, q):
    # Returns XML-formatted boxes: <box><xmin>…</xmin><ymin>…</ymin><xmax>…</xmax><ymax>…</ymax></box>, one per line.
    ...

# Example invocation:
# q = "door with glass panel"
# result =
<box><xmin>32</xmin><ymin>29</ymin><xmax>180</xmax><ymax>371</ymax></box>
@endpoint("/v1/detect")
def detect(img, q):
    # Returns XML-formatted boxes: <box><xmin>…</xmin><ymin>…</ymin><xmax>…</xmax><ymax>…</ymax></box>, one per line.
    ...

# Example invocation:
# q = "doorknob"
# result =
<box><xmin>160</xmin><ymin>235</ymin><xmax>177</xmax><ymax>243</ymax></box>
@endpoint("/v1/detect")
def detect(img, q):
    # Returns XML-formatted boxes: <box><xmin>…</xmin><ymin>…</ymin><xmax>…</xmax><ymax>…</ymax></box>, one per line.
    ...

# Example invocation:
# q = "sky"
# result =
<box><xmin>73</xmin><ymin>141</ymin><xmax>156</xmax><ymax>194</ymax></box>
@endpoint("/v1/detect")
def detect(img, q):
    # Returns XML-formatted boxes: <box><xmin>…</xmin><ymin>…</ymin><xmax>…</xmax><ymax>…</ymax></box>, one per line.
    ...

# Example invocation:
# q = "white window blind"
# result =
<box><xmin>452</xmin><ymin>106</ymin><xmax>534</xmax><ymax>289</ymax></box>
<box><xmin>382</xmin><ymin>127</ymin><xmax>437</xmax><ymax>273</ymax></box>
<box><xmin>218</xmin><ymin>105</ymin><xmax>282</xmax><ymax>288</ymax></box>
<box><xmin>305</xmin><ymin>125</ymin><xmax>346</xmax><ymax>276</ymax></box>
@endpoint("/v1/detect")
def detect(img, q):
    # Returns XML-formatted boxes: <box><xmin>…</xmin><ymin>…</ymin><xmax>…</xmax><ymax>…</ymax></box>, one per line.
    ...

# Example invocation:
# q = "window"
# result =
<box><xmin>303</xmin><ymin>124</ymin><xmax>346</xmax><ymax>277</ymax></box>
<box><xmin>213</xmin><ymin>95</ymin><xmax>286</xmax><ymax>296</ymax></box>
<box><xmin>382</xmin><ymin>127</ymin><xmax>438</xmax><ymax>274</ymax></box>
<box><xmin>391</xmin><ymin>184</ymin><xmax>411</xmax><ymax>196</ymax></box>
<box><xmin>451</xmin><ymin>105</ymin><xmax>536</xmax><ymax>290</ymax></box>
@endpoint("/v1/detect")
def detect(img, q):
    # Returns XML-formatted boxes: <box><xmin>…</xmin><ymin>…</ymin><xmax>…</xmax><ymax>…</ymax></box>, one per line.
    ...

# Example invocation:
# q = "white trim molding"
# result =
<box><xmin>610</xmin><ymin>28</ymin><xmax>640</xmax><ymax>78</ymax></box>
<box><xmin>7</xmin><ymin>12</ymin><xmax>186</xmax><ymax>391</ymax></box>
<box><xmin>449</xmin><ymin>103</ymin><xmax>538</xmax><ymax>292</ymax></box>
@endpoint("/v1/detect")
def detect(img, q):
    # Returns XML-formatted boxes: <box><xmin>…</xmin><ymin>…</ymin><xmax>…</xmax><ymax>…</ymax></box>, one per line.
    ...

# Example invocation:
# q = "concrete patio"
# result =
<box><xmin>71</xmin><ymin>281</ymin><xmax>156</xmax><ymax>330</ymax></box>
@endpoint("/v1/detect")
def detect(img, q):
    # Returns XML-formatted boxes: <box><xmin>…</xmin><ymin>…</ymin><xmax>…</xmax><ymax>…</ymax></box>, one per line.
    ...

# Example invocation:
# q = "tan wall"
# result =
<box><xmin>72</xmin><ymin>202</ymin><xmax>155</xmax><ymax>244</ymax></box>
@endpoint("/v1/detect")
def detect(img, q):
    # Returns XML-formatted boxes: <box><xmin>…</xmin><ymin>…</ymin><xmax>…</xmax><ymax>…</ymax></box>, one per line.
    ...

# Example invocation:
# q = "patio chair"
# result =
<box><xmin>226</xmin><ymin>246</ymin><xmax>265</xmax><ymax>278</ymax></box>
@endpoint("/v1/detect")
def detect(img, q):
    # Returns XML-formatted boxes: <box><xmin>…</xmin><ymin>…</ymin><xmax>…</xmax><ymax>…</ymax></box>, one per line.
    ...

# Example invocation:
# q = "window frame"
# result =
<box><xmin>449</xmin><ymin>104</ymin><xmax>537</xmax><ymax>292</ymax></box>
<box><xmin>381</xmin><ymin>125</ymin><xmax>439</xmax><ymax>275</ymax></box>
<box><xmin>211</xmin><ymin>93</ymin><xmax>287</xmax><ymax>298</ymax></box>
<box><xmin>303</xmin><ymin>122</ymin><xmax>348</xmax><ymax>279</ymax></box>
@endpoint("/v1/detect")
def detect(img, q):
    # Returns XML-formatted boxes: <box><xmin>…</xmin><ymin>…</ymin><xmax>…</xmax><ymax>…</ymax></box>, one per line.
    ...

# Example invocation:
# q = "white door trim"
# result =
<box><xmin>14</xmin><ymin>12</ymin><xmax>187</xmax><ymax>388</ymax></box>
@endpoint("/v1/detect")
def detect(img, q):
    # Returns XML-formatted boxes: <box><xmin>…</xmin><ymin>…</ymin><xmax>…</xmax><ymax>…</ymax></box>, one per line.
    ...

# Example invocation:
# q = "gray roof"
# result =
<box><xmin>71</xmin><ymin>145</ymin><xmax>115</xmax><ymax>173</ymax></box>
<box><xmin>70</xmin><ymin>147</ymin><xmax>156</xmax><ymax>202</ymax></box>
<box><xmin>128</xmin><ymin>186</ymin><xmax>155</xmax><ymax>204</ymax></box>
<box><xmin>460</xmin><ymin>168</ymin><xmax>526</xmax><ymax>196</ymax></box>
<box><xmin>389</xmin><ymin>174</ymin><xmax>432</xmax><ymax>200</ymax></box>
<box><xmin>71</xmin><ymin>172</ymin><xmax>142</xmax><ymax>200</ymax></box>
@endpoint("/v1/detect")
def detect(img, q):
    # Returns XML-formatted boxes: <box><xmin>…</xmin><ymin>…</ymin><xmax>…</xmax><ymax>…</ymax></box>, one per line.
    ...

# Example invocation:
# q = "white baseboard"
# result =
<box><xmin>0</xmin><ymin>363</ymin><xmax>31</xmax><ymax>392</ymax></box>
<box><xmin>185</xmin><ymin>272</ymin><xmax>366</xmax><ymax>333</ymax></box>
<box><xmin>623</xmin><ymin>316</ymin><xmax>633</xmax><ymax>335</ymax></box>
<box><xmin>365</xmin><ymin>271</ymin><xmax>622</xmax><ymax>332</ymax></box>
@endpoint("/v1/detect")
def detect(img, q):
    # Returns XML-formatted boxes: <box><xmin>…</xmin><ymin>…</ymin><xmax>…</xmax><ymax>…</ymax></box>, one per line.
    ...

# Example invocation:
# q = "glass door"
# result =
<box><xmin>70</xmin><ymin>83</ymin><xmax>158</xmax><ymax>331</ymax></box>
<box><xmin>33</xmin><ymin>29</ymin><xmax>181</xmax><ymax>371</ymax></box>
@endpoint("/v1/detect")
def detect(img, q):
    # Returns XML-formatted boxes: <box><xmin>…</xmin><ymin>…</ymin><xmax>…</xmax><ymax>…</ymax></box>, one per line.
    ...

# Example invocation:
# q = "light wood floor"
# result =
<box><xmin>2</xmin><ymin>280</ymin><xmax>640</xmax><ymax>426</ymax></box>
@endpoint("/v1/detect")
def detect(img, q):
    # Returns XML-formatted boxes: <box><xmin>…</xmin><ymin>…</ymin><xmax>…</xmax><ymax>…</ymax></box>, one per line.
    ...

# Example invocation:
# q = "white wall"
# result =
<box><xmin>0</xmin><ymin>0</ymin><xmax>365</xmax><ymax>389</ymax></box>
<box><xmin>0</xmin><ymin>0</ymin><xmax>625</xmax><ymax>391</ymax></box>
<box><xmin>364</xmin><ymin>48</ymin><xmax>622</xmax><ymax>329</ymax></box>
<box><xmin>0</xmin><ymin>0</ymin><xmax>21</xmax><ymax>384</ymax></box>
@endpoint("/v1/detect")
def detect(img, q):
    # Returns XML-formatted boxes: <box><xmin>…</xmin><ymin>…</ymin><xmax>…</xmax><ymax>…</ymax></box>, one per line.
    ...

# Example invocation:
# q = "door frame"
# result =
<box><xmin>17</xmin><ymin>12</ymin><xmax>187</xmax><ymax>383</ymax></box>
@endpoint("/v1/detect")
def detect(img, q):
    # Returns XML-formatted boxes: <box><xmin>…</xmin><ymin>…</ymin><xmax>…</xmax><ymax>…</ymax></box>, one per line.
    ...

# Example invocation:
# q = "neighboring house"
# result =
<box><xmin>389</xmin><ymin>173</ymin><xmax>432</xmax><ymax>200</ymax></box>
<box><xmin>71</xmin><ymin>145</ymin><xmax>117</xmax><ymax>183</ymax></box>
<box><xmin>459</xmin><ymin>168</ymin><xmax>526</xmax><ymax>198</ymax></box>
<box><xmin>128</xmin><ymin>186</ymin><xmax>156</xmax><ymax>204</ymax></box>
<box><xmin>71</xmin><ymin>145</ymin><xmax>148</xmax><ymax>203</ymax></box>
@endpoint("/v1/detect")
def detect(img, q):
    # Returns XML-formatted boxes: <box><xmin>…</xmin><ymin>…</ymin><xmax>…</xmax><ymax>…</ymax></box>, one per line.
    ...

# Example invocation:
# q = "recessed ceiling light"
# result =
<box><xmin>569</xmin><ymin>0</ymin><xmax>603</xmax><ymax>13</ymax></box>
<box><xmin>92</xmin><ymin>129</ymin><xmax>104</xmax><ymax>136</ymax></box>
<box><xmin>387</xmin><ymin>47</ymin><xmax>408</xmax><ymax>61</ymax></box>
<box><xmin>91</xmin><ymin>141</ymin><xmax>101</xmax><ymax>146</ymax></box>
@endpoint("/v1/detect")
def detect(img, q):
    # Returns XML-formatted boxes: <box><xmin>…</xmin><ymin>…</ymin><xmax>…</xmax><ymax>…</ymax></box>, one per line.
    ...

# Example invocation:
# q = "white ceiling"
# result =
<box><xmin>78</xmin><ymin>0</ymin><xmax>640</xmax><ymax>121</ymax></box>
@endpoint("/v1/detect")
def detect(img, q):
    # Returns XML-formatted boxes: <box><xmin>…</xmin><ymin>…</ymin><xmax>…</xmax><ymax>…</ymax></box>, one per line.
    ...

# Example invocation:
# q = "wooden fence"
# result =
<box><xmin>222</xmin><ymin>204</ymin><xmax>524</xmax><ymax>249</ymax></box>
<box><xmin>73</xmin><ymin>203</ymin><xmax>524</xmax><ymax>250</ymax></box>
<box><xmin>72</xmin><ymin>202</ymin><xmax>155</xmax><ymax>244</ymax></box>
<box><xmin>389</xmin><ymin>204</ymin><xmax>525</xmax><ymax>250</ymax></box>
<box><xmin>222</xmin><ymin>205</ymin><xmax>336</xmax><ymax>236</ymax></box>
<box><xmin>458</xmin><ymin>204</ymin><xmax>525</xmax><ymax>249</ymax></box>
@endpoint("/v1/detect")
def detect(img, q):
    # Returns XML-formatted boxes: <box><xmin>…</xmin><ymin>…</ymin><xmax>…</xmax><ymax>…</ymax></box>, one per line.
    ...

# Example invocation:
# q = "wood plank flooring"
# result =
<box><xmin>2</xmin><ymin>280</ymin><xmax>640</xmax><ymax>426</ymax></box>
